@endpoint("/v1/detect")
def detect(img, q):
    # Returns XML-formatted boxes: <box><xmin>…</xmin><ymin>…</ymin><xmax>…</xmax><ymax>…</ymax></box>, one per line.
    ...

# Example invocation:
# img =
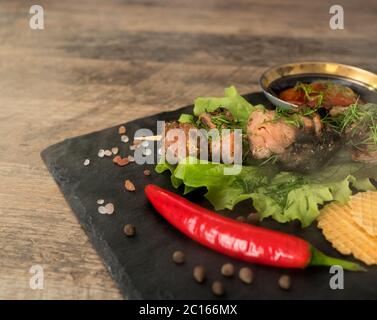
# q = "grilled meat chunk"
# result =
<box><xmin>247</xmin><ymin>110</ymin><xmax>323</xmax><ymax>159</ymax></box>
<box><xmin>199</xmin><ymin>113</ymin><xmax>217</xmax><ymax>129</ymax></box>
<box><xmin>162</xmin><ymin>121</ymin><xmax>200</xmax><ymax>162</ymax></box>
<box><xmin>343</xmin><ymin>104</ymin><xmax>377</xmax><ymax>164</ymax></box>
<box><xmin>278</xmin><ymin>128</ymin><xmax>341</xmax><ymax>172</ymax></box>
<box><xmin>247</xmin><ymin>110</ymin><xmax>298</xmax><ymax>159</ymax></box>
<box><xmin>162</xmin><ymin>121</ymin><xmax>240</xmax><ymax>163</ymax></box>
<box><xmin>247</xmin><ymin>109</ymin><xmax>341</xmax><ymax>172</ymax></box>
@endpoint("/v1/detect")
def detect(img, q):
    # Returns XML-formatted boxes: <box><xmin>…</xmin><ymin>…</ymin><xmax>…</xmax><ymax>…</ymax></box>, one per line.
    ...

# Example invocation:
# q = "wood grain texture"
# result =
<box><xmin>0</xmin><ymin>0</ymin><xmax>376</xmax><ymax>299</ymax></box>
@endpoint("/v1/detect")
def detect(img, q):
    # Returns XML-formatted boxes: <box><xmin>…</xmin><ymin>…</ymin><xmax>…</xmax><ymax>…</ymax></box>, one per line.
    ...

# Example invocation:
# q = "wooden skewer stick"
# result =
<box><xmin>134</xmin><ymin>135</ymin><xmax>162</xmax><ymax>141</ymax></box>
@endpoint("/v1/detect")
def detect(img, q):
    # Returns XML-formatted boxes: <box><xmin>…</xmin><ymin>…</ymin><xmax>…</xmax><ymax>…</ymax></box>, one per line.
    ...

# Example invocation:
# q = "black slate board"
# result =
<box><xmin>41</xmin><ymin>92</ymin><xmax>377</xmax><ymax>300</ymax></box>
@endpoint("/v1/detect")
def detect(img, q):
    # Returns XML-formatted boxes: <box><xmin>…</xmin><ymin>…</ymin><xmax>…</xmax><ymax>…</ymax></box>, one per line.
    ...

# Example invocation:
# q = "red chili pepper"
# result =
<box><xmin>145</xmin><ymin>184</ymin><xmax>365</xmax><ymax>271</ymax></box>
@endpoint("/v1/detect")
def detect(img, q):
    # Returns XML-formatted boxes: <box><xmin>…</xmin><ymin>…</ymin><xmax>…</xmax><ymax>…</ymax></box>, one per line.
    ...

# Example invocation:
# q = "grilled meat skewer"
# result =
<box><xmin>162</xmin><ymin>108</ymin><xmax>342</xmax><ymax>172</ymax></box>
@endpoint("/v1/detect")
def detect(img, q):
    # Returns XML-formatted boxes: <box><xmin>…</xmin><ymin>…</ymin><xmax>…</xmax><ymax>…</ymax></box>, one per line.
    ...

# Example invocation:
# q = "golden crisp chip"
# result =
<box><xmin>349</xmin><ymin>191</ymin><xmax>377</xmax><ymax>236</ymax></box>
<box><xmin>317</xmin><ymin>202</ymin><xmax>377</xmax><ymax>265</ymax></box>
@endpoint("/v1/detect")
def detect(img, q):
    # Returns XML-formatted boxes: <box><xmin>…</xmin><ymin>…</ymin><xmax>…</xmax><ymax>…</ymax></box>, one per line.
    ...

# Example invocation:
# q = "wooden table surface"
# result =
<box><xmin>0</xmin><ymin>0</ymin><xmax>376</xmax><ymax>299</ymax></box>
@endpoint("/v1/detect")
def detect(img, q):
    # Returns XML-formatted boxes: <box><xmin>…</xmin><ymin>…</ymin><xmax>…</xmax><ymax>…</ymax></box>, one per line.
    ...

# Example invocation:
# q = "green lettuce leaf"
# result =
<box><xmin>155</xmin><ymin>158</ymin><xmax>182</xmax><ymax>188</ymax></box>
<box><xmin>157</xmin><ymin>157</ymin><xmax>375</xmax><ymax>227</ymax></box>
<box><xmin>178</xmin><ymin>114</ymin><xmax>195</xmax><ymax>124</ymax></box>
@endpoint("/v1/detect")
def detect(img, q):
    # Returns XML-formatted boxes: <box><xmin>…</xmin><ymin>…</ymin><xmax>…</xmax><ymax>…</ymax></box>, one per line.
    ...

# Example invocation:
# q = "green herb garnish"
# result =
<box><xmin>271</xmin><ymin>108</ymin><xmax>304</xmax><ymax>128</ymax></box>
<box><xmin>294</xmin><ymin>81</ymin><xmax>325</xmax><ymax>108</ymax></box>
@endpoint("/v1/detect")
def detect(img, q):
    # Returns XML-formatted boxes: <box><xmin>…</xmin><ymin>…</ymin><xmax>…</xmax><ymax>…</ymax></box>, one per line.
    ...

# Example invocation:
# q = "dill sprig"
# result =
<box><xmin>340</xmin><ymin>102</ymin><xmax>363</xmax><ymax>132</ymax></box>
<box><xmin>259</xmin><ymin>154</ymin><xmax>279</xmax><ymax>166</ymax></box>
<box><xmin>272</xmin><ymin>108</ymin><xmax>304</xmax><ymax>128</ymax></box>
<box><xmin>320</xmin><ymin>113</ymin><xmax>343</xmax><ymax>132</ymax></box>
<box><xmin>339</xmin><ymin>102</ymin><xmax>377</xmax><ymax>150</ymax></box>
<box><xmin>264</xmin><ymin>174</ymin><xmax>306</xmax><ymax>207</ymax></box>
<box><xmin>294</xmin><ymin>81</ymin><xmax>325</xmax><ymax>108</ymax></box>
<box><xmin>204</xmin><ymin>112</ymin><xmax>241</xmax><ymax>130</ymax></box>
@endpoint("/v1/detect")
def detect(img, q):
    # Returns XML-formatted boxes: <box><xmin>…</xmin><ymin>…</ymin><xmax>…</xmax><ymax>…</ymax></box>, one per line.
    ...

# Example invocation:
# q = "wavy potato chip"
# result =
<box><xmin>317</xmin><ymin>202</ymin><xmax>377</xmax><ymax>265</ymax></box>
<box><xmin>349</xmin><ymin>191</ymin><xmax>377</xmax><ymax>236</ymax></box>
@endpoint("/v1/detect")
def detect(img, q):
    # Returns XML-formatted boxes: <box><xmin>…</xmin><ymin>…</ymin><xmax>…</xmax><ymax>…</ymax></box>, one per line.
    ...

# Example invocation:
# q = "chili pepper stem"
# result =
<box><xmin>309</xmin><ymin>247</ymin><xmax>366</xmax><ymax>272</ymax></box>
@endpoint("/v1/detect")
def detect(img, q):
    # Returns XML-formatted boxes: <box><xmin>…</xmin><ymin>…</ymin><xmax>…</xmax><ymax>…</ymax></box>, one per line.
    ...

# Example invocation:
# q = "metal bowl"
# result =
<box><xmin>259</xmin><ymin>61</ymin><xmax>377</xmax><ymax>109</ymax></box>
